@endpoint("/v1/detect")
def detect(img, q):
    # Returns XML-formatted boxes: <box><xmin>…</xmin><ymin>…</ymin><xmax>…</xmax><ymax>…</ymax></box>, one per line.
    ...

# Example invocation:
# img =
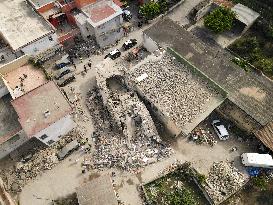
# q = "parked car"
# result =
<box><xmin>57</xmin><ymin>140</ymin><xmax>79</xmax><ymax>160</ymax></box>
<box><xmin>122</xmin><ymin>39</ymin><xmax>137</xmax><ymax>50</ymax></box>
<box><xmin>56</xmin><ymin>73</ymin><xmax>75</xmax><ymax>87</ymax></box>
<box><xmin>54</xmin><ymin>67</ymin><xmax>71</xmax><ymax>80</ymax></box>
<box><xmin>241</xmin><ymin>153</ymin><xmax>273</xmax><ymax>168</ymax></box>
<box><xmin>122</xmin><ymin>10</ymin><xmax>132</xmax><ymax>21</ymax></box>
<box><xmin>211</xmin><ymin>120</ymin><xmax>229</xmax><ymax>140</ymax></box>
<box><xmin>55</xmin><ymin>54</ymin><xmax>70</xmax><ymax>69</ymax></box>
<box><xmin>104</xmin><ymin>49</ymin><xmax>121</xmax><ymax>60</ymax></box>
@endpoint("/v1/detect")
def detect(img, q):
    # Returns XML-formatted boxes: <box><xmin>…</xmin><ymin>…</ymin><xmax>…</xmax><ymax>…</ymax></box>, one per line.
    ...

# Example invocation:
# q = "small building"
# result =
<box><xmin>0</xmin><ymin>0</ymin><xmax>58</xmax><ymax>56</ymax></box>
<box><xmin>11</xmin><ymin>81</ymin><xmax>75</xmax><ymax>146</ymax></box>
<box><xmin>0</xmin><ymin>56</ymin><xmax>75</xmax><ymax>158</ymax></box>
<box><xmin>74</xmin><ymin>0</ymin><xmax>124</xmax><ymax>48</ymax></box>
<box><xmin>231</xmin><ymin>3</ymin><xmax>260</xmax><ymax>34</ymax></box>
<box><xmin>76</xmin><ymin>175</ymin><xmax>118</xmax><ymax>205</ymax></box>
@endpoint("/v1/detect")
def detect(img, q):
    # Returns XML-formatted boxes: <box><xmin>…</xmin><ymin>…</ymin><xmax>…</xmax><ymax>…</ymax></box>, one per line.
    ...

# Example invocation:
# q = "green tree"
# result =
<box><xmin>204</xmin><ymin>7</ymin><xmax>236</xmax><ymax>33</ymax></box>
<box><xmin>139</xmin><ymin>1</ymin><xmax>161</xmax><ymax>20</ymax></box>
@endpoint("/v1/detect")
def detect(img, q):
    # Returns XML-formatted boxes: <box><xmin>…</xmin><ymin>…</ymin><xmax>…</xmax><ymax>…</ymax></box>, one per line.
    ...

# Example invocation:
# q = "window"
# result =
<box><xmin>47</xmin><ymin>140</ymin><xmax>55</xmax><ymax>145</ymax></box>
<box><xmin>40</xmin><ymin>134</ymin><xmax>48</xmax><ymax>140</ymax></box>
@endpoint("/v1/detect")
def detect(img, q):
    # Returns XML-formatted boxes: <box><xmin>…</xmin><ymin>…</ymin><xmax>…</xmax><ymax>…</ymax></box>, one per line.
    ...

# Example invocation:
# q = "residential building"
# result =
<box><xmin>0</xmin><ymin>56</ymin><xmax>75</xmax><ymax>158</ymax></box>
<box><xmin>0</xmin><ymin>0</ymin><xmax>58</xmax><ymax>57</ymax></box>
<box><xmin>75</xmin><ymin>0</ymin><xmax>124</xmax><ymax>47</ymax></box>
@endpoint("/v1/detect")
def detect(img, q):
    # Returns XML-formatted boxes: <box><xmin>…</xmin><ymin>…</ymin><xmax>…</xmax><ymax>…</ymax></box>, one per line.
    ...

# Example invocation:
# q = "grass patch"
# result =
<box><xmin>143</xmin><ymin>163</ymin><xmax>209</xmax><ymax>205</ymax></box>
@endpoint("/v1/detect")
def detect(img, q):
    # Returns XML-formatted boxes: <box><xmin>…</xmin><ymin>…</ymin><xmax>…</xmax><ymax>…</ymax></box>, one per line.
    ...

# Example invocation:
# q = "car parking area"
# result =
<box><xmin>180</xmin><ymin>110</ymin><xmax>259</xmax><ymax>175</ymax></box>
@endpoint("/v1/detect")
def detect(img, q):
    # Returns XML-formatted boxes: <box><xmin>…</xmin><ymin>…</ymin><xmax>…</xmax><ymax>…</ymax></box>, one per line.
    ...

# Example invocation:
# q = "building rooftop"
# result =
<box><xmin>128</xmin><ymin>52</ymin><xmax>224</xmax><ymax>134</ymax></box>
<box><xmin>28</xmin><ymin>0</ymin><xmax>54</xmax><ymax>8</ymax></box>
<box><xmin>11</xmin><ymin>81</ymin><xmax>72</xmax><ymax>137</ymax></box>
<box><xmin>0</xmin><ymin>0</ymin><xmax>53</xmax><ymax>51</ymax></box>
<box><xmin>2</xmin><ymin>64</ymin><xmax>47</xmax><ymax>99</ymax></box>
<box><xmin>231</xmin><ymin>3</ymin><xmax>260</xmax><ymax>26</ymax></box>
<box><xmin>82</xmin><ymin>0</ymin><xmax>122</xmax><ymax>26</ymax></box>
<box><xmin>76</xmin><ymin>175</ymin><xmax>118</xmax><ymax>205</ymax></box>
<box><xmin>144</xmin><ymin>17</ymin><xmax>273</xmax><ymax>126</ymax></box>
<box><xmin>0</xmin><ymin>95</ymin><xmax>22</xmax><ymax>145</ymax></box>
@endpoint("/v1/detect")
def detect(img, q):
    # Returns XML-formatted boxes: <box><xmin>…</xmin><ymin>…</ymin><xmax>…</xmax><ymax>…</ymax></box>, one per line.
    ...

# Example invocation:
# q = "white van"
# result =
<box><xmin>241</xmin><ymin>153</ymin><xmax>273</xmax><ymax>168</ymax></box>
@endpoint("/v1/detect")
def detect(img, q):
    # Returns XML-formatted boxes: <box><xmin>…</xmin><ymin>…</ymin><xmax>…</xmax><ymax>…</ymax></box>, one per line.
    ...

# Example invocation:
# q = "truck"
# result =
<box><xmin>241</xmin><ymin>153</ymin><xmax>273</xmax><ymax>168</ymax></box>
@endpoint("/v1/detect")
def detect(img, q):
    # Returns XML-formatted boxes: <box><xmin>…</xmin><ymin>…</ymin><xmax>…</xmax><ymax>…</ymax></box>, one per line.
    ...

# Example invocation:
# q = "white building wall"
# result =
<box><xmin>0</xmin><ymin>130</ymin><xmax>29</xmax><ymax>159</ymax></box>
<box><xmin>21</xmin><ymin>33</ymin><xmax>58</xmax><ymax>56</ymax></box>
<box><xmin>34</xmin><ymin>115</ymin><xmax>76</xmax><ymax>145</ymax></box>
<box><xmin>0</xmin><ymin>84</ymin><xmax>8</xmax><ymax>99</ymax></box>
<box><xmin>94</xmin><ymin>15</ymin><xmax>124</xmax><ymax>48</ymax></box>
<box><xmin>143</xmin><ymin>33</ymin><xmax>159</xmax><ymax>53</ymax></box>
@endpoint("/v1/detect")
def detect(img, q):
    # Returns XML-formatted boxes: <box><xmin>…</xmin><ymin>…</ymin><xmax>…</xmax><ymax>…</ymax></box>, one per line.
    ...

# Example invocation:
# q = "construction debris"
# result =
<box><xmin>204</xmin><ymin>161</ymin><xmax>248</xmax><ymax>204</ymax></box>
<box><xmin>0</xmin><ymin>128</ymin><xmax>86</xmax><ymax>193</ymax></box>
<box><xmin>86</xmin><ymin>60</ymin><xmax>173</xmax><ymax>172</ymax></box>
<box><xmin>127</xmin><ymin>52</ymin><xmax>220</xmax><ymax>132</ymax></box>
<box><xmin>190</xmin><ymin>127</ymin><xmax>217</xmax><ymax>146</ymax></box>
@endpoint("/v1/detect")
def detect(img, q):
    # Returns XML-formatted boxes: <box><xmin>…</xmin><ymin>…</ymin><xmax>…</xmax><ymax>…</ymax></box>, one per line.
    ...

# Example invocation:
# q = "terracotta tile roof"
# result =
<box><xmin>11</xmin><ymin>81</ymin><xmax>72</xmax><ymax>137</ymax></box>
<box><xmin>255</xmin><ymin>122</ymin><xmax>273</xmax><ymax>151</ymax></box>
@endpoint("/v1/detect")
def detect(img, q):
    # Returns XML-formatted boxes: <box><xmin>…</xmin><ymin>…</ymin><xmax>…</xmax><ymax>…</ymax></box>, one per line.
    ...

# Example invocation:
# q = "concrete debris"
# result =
<box><xmin>86</xmin><ymin>85</ymin><xmax>173</xmax><ymax>173</ymax></box>
<box><xmin>127</xmin><ymin>53</ymin><xmax>220</xmax><ymax>131</ymax></box>
<box><xmin>204</xmin><ymin>161</ymin><xmax>248</xmax><ymax>203</ymax></box>
<box><xmin>68</xmin><ymin>37</ymin><xmax>99</xmax><ymax>59</ymax></box>
<box><xmin>0</xmin><ymin>128</ymin><xmax>86</xmax><ymax>193</ymax></box>
<box><xmin>190</xmin><ymin>127</ymin><xmax>217</xmax><ymax>146</ymax></box>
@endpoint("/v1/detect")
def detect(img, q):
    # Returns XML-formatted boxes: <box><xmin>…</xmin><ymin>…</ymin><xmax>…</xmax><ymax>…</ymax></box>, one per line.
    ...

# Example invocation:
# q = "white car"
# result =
<box><xmin>211</xmin><ymin>120</ymin><xmax>229</xmax><ymax>140</ymax></box>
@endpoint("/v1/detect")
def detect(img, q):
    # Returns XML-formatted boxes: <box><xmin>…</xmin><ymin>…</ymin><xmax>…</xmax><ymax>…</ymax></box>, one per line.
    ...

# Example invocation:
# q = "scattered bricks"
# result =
<box><xmin>204</xmin><ymin>161</ymin><xmax>248</xmax><ymax>203</ymax></box>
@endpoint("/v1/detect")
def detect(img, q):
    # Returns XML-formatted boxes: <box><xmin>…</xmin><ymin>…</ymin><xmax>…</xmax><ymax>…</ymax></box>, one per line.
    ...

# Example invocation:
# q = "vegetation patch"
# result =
<box><xmin>143</xmin><ymin>163</ymin><xmax>209</xmax><ymax>205</ymax></box>
<box><xmin>204</xmin><ymin>7</ymin><xmax>236</xmax><ymax>33</ymax></box>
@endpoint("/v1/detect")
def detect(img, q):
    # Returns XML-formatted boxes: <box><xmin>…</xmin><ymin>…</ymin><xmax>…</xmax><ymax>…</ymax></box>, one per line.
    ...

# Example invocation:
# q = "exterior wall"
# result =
<box><xmin>21</xmin><ymin>33</ymin><xmax>58</xmax><ymax>56</ymax></box>
<box><xmin>0</xmin><ymin>130</ymin><xmax>29</xmax><ymax>159</ymax></box>
<box><xmin>34</xmin><ymin>115</ymin><xmax>75</xmax><ymax>145</ymax></box>
<box><xmin>0</xmin><ymin>83</ymin><xmax>8</xmax><ymax>99</ymax></box>
<box><xmin>143</xmin><ymin>33</ymin><xmax>159</xmax><ymax>53</ymax></box>
<box><xmin>94</xmin><ymin>15</ymin><xmax>124</xmax><ymax>48</ymax></box>
<box><xmin>0</xmin><ymin>55</ymin><xmax>29</xmax><ymax>75</ymax></box>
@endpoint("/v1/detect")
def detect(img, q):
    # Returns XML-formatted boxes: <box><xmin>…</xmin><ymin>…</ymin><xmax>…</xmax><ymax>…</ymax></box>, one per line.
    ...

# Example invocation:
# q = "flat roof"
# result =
<box><xmin>231</xmin><ymin>3</ymin><xmax>260</xmax><ymax>26</ymax></box>
<box><xmin>28</xmin><ymin>0</ymin><xmax>53</xmax><ymax>8</ymax></box>
<box><xmin>144</xmin><ymin>17</ymin><xmax>273</xmax><ymax>126</ymax></box>
<box><xmin>128</xmin><ymin>52</ymin><xmax>224</xmax><ymax>134</ymax></box>
<box><xmin>0</xmin><ymin>95</ymin><xmax>22</xmax><ymax>145</ymax></box>
<box><xmin>11</xmin><ymin>81</ymin><xmax>72</xmax><ymax>137</ymax></box>
<box><xmin>3</xmin><ymin>64</ymin><xmax>47</xmax><ymax>99</ymax></box>
<box><xmin>0</xmin><ymin>0</ymin><xmax>53</xmax><ymax>51</ymax></box>
<box><xmin>76</xmin><ymin>175</ymin><xmax>118</xmax><ymax>205</ymax></box>
<box><xmin>82</xmin><ymin>0</ymin><xmax>122</xmax><ymax>27</ymax></box>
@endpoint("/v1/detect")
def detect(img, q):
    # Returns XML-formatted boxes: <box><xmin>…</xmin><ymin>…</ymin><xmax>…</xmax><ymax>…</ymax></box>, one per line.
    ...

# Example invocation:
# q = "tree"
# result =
<box><xmin>204</xmin><ymin>7</ymin><xmax>236</xmax><ymax>33</ymax></box>
<box><xmin>139</xmin><ymin>1</ymin><xmax>161</xmax><ymax>20</ymax></box>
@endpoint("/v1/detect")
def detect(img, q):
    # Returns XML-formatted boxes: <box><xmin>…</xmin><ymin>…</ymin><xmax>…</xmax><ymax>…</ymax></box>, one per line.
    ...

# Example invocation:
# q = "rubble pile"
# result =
<box><xmin>0</xmin><ymin>128</ymin><xmax>85</xmax><ymax>193</ymax></box>
<box><xmin>86</xmin><ymin>87</ymin><xmax>173</xmax><ymax>172</ymax></box>
<box><xmin>128</xmin><ymin>53</ymin><xmax>220</xmax><ymax>130</ymax></box>
<box><xmin>67</xmin><ymin>37</ymin><xmax>99</xmax><ymax>59</ymax></box>
<box><xmin>205</xmin><ymin>161</ymin><xmax>247</xmax><ymax>203</ymax></box>
<box><xmin>190</xmin><ymin>127</ymin><xmax>217</xmax><ymax>146</ymax></box>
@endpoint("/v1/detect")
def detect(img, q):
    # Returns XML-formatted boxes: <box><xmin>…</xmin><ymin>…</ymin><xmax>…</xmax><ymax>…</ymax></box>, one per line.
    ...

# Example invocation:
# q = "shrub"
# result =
<box><xmin>204</xmin><ymin>7</ymin><xmax>236</xmax><ymax>33</ymax></box>
<box><xmin>252</xmin><ymin>176</ymin><xmax>268</xmax><ymax>190</ymax></box>
<box><xmin>139</xmin><ymin>1</ymin><xmax>161</xmax><ymax>20</ymax></box>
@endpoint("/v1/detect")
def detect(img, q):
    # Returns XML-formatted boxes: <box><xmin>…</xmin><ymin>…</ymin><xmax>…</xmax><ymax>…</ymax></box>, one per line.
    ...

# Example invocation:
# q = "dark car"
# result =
<box><xmin>57</xmin><ymin>140</ymin><xmax>79</xmax><ymax>160</ymax></box>
<box><xmin>104</xmin><ymin>49</ymin><xmax>121</xmax><ymax>60</ymax></box>
<box><xmin>122</xmin><ymin>10</ymin><xmax>132</xmax><ymax>21</ymax></box>
<box><xmin>122</xmin><ymin>39</ymin><xmax>137</xmax><ymax>50</ymax></box>
<box><xmin>57</xmin><ymin>73</ymin><xmax>75</xmax><ymax>87</ymax></box>
<box><xmin>54</xmin><ymin>67</ymin><xmax>71</xmax><ymax>80</ymax></box>
<box><xmin>55</xmin><ymin>60</ymin><xmax>70</xmax><ymax>69</ymax></box>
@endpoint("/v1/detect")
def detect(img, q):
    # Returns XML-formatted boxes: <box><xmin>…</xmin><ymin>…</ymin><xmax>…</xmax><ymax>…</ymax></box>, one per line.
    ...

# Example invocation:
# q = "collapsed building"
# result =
<box><xmin>125</xmin><ymin>51</ymin><xmax>225</xmax><ymax>136</ymax></box>
<box><xmin>86</xmin><ymin>59</ymin><xmax>172</xmax><ymax>171</ymax></box>
<box><xmin>142</xmin><ymin>17</ymin><xmax>273</xmax><ymax>148</ymax></box>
